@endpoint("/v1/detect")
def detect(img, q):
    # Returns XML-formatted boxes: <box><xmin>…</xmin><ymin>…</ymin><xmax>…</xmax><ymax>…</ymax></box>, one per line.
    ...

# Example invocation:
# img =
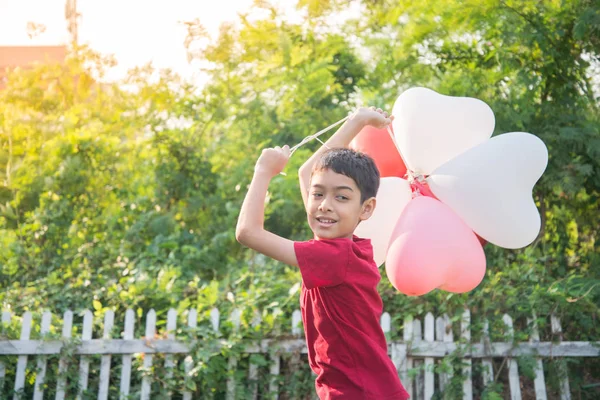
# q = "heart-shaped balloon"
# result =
<box><xmin>349</xmin><ymin>125</ymin><xmax>407</xmax><ymax>178</ymax></box>
<box><xmin>385</xmin><ymin>196</ymin><xmax>486</xmax><ymax>296</ymax></box>
<box><xmin>427</xmin><ymin>132</ymin><xmax>548</xmax><ymax>249</ymax></box>
<box><xmin>392</xmin><ymin>87</ymin><xmax>495</xmax><ymax>175</ymax></box>
<box><xmin>411</xmin><ymin>179</ymin><xmax>488</xmax><ymax>245</ymax></box>
<box><xmin>355</xmin><ymin>177</ymin><xmax>412</xmax><ymax>267</ymax></box>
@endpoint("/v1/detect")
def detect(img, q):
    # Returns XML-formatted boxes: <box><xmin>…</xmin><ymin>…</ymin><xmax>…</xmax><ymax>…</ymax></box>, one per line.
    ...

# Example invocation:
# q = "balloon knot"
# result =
<box><xmin>408</xmin><ymin>174</ymin><xmax>436</xmax><ymax>199</ymax></box>
<box><xmin>405</xmin><ymin>169</ymin><xmax>424</xmax><ymax>183</ymax></box>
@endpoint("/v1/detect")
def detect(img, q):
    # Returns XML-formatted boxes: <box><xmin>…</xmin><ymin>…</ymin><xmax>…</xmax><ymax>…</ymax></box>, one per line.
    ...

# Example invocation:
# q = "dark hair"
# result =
<box><xmin>312</xmin><ymin>148</ymin><xmax>380</xmax><ymax>203</ymax></box>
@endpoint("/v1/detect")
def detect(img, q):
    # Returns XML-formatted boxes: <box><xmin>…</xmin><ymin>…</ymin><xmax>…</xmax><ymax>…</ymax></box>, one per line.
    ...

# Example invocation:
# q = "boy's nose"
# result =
<box><xmin>318</xmin><ymin>197</ymin><xmax>333</xmax><ymax>212</ymax></box>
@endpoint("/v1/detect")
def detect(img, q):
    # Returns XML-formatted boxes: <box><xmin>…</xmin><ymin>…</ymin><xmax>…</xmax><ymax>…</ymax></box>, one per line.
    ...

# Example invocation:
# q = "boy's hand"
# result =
<box><xmin>255</xmin><ymin>145</ymin><xmax>291</xmax><ymax>178</ymax></box>
<box><xmin>353</xmin><ymin>106</ymin><xmax>394</xmax><ymax>129</ymax></box>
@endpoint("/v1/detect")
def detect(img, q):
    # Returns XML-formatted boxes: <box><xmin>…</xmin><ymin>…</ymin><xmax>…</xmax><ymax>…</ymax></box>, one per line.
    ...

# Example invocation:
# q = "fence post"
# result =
<box><xmin>399</xmin><ymin>315</ymin><xmax>413</xmax><ymax>399</ymax></box>
<box><xmin>226</xmin><ymin>308</ymin><xmax>241</xmax><ymax>400</ymax></box>
<box><xmin>182</xmin><ymin>309</ymin><xmax>198</xmax><ymax>400</ymax></box>
<box><xmin>481</xmin><ymin>319</ymin><xmax>494</xmax><ymax>387</ymax></box>
<box><xmin>435</xmin><ymin>316</ymin><xmax>445</xmax><ymax>393</ymax></box>
<box><xmin>248</xmin><ymin>310</ymin><xmax>262</xmax><ymax>400</ymax></box>
<box><xmin>381</xmin><ymin>312</ymin><xmax>391</xmax><ymax>338</ymax></box>
<box><xmin>33</xmin><ymin>311</ymin><xmax>52</xmax><ymax>400</ymax></box>
<box><xmin>98</xmin><ymin>310</ymin><xmax>115</xmax><ymax>400</ymax></box>
<box><xmin>424</xmin><ymin>313</ymin><xmax>435</xmax><ymax>399</ymax></box>
<box><xmin>436</xmin><ymin>314</ymin><xmax>454</xmax><ymax>394</ymax></box>
<box><xmin>140</xmin><ymin>309</ymin><xmax>156</xmax><ymax>400</ymax></box>
<box><xmin>164</xmin><ymin>308</ymin><xmax>178</xmax><ymax>400</ymax></box>
<box><xmin>269</xmin><ymin>350</ymin><xmax>281</xmax><ymax>399</ymax></box>
<box><xmin>461</xmin><ymin>309</ymin><xmax>473</xmax><ymax>400</ymax></box>
<box><xmin>381</xmin><ymin>310</ymin><xmax>394</xmax><ymax>397</ymax></box>
<box><xmin>413</xmin><ymin>318</ymin><xmax>424</xmax><ymax>399</ymax></box>
<box><xmin>210</xmin><ymin>308</ymin><xmax>220</xmax><ymax>332</ymax></box>
<box><xmin>120</xmin><ymin>309</ymin><xmax>135</xmax><ymax>399</ymax></box>
<box><xmin>56</xmin><ymin>310</ymin><xmax>73</xmax><ymax>400</ymax></box>
<box><xmin>289</xmin><ymin>310</ymin><xmax>304</xmax><ymax>397</ymax></box>
<box><xmin>503</xmin><ymin>314</ymin><xmax>522</xmax><ymax>400</ymax></box>
<box><xmin>528</xmin><ymin>314</ymin><xmax>547</xmax><ymax>400</ymax></box>
<box><xmin>269</xmin><ymin>309</ymin><xmax>281</xmax><ymax>400</ymax></box>
<box><xmin>13</xmin><ymin>311</ymin><xmax>32</xmax><ymax>399</ymax></box>
<box><xmin>77</xmin><ymin>310</ymin><xmax>93</xmax><ymax>400</ymax></box>
<box><xmin>551</xmin><ymin>314</ymin><xmax>571</xmax><ymax>400</ymax></box>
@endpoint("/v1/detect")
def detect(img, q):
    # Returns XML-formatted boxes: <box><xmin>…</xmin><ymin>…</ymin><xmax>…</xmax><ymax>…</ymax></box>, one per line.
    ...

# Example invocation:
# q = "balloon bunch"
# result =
<box><xmin>352</xmin><ymin>88</ymin><xmax>548</xmax><ymax>296</ymax></box>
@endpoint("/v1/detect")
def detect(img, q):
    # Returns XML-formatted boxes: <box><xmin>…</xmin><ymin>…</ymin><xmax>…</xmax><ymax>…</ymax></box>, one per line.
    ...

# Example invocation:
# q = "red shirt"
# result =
<box><xmin>294</xmin><ymin>236</ymin><xmax>410</xmax><ymax>400</ymax></box>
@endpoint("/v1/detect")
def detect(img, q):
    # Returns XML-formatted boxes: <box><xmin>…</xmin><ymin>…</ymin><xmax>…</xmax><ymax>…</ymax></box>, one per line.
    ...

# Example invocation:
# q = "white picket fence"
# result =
<box><xmin>0</xmin><ymin>307</ymin><xmax>598</xmax><ymax>400</ymax></box>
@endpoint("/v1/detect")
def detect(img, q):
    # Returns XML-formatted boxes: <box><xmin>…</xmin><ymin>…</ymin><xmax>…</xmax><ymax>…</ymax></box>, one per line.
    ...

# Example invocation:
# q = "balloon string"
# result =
<box><xmin>279</xmin><ymin>115</ymin><xmax>349</xmax><ymax>176</ymax></box>
<box><xmin>289</xmin><ymin>115</ymin><xmax>349</xmax><ymax>155</ymax></box>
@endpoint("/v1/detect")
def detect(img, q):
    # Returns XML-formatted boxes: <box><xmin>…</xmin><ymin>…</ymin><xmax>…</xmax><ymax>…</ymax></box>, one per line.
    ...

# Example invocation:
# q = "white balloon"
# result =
<box><xmin>392</xmin><ymin>87</ymin><xmax>495</xmax><ymax>175</ymax></box>
<box><xmin>427</xmin><ymin>132</ymin><xmax>548</xmax><ymax>249</ymax></box>
<box><xmin>355</xmin><ymin>177</ymin><xmax>412</xmax><ymax>267</ymax></box>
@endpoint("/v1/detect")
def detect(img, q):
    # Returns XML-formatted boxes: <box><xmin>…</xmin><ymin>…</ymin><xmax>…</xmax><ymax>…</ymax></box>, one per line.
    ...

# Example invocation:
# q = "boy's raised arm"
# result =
<box><xmin>236</xmin><ymin>145</ymin><xmax>299</xmax><ymax>267</ymax></box>
<box><xmin>298</xmin><ymin>107</ymin><xmax>393</xmax><ymax>209</ymax></box>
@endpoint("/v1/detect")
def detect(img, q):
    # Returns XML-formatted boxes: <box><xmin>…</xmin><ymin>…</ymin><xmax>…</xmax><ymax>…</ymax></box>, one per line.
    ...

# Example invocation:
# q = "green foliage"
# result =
<box><xmin>0</xmin><ymin>0</ymin><xmax>599</xmax><ymax>397</ymax></box>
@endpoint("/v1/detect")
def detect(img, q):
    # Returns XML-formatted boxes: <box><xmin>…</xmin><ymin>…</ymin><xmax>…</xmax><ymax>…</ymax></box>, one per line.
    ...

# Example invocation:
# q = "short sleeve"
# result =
<box><xmin>293</xmin><ymin>239</ymin><xmax>350</xmax><ymax>289</ymax></box>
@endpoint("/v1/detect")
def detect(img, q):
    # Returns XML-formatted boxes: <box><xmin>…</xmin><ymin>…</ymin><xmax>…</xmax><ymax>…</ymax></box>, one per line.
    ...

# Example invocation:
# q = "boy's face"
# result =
<box><xmin>307</xmin><ymin>169</ymin><xmax>376</xmax><ymax>240</ymax></box>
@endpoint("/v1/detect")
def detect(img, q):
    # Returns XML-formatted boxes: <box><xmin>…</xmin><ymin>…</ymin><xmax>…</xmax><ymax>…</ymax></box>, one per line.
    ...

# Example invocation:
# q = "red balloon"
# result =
<box><xmin>350</xmin><ymin>125</ymin><xmax>407</xmax><ymax>178</ymax></box>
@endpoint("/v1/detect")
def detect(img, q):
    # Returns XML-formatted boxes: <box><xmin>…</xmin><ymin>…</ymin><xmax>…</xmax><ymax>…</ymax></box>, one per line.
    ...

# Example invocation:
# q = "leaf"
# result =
<box><xmin>185</xmin><ymin>379</ymin><xmax>197</xmax><ymax>391</ymax></box>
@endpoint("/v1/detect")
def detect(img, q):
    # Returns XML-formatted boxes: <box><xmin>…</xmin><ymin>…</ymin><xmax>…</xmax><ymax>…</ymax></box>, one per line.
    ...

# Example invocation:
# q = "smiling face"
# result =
<box><xmin>307</xmin><ymin>169</ymin><xmax>376</xmax><ymax>240</ymax></box>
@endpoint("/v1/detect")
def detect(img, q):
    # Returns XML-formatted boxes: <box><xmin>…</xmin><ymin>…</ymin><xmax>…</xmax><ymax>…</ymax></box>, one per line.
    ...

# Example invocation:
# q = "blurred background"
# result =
<box><xmin>0</xmin><ymin>0</ymin><xmax>598</xmax><ymax>398</ymax></box>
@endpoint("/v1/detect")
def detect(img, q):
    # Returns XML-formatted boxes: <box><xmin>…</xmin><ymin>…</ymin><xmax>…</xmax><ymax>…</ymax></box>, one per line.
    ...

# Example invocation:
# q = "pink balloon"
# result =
<box><xmin>385</xmin><ymin>196</ymin><xmax>486</xmax><ymax>296</ymax></box>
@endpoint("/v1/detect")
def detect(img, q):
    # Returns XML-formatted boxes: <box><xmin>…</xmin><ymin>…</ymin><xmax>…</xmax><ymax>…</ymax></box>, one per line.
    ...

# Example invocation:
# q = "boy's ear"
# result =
<box><xmin>359</xmin><ymin>197</ymin><xmax>377</xmax><ymax>221</ymax></box>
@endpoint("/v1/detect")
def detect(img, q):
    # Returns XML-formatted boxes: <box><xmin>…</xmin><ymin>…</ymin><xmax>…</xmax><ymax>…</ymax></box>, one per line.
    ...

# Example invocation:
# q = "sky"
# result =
<box><xmin>0</xmin><ymin>0</ymin><xmax>262</xmax><ymax>83</ymax></box>
<box><xmin>0</xmin><ymin>0</ymin><xmax>367</xmax><ymax>86</ymax></box>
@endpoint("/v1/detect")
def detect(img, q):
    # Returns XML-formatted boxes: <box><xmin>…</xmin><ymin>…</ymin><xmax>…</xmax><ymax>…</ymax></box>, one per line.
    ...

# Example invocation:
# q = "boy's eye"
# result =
<box><xmin>312</xmin><ymin>193</ymin><xmax>323</xmax><ymax>198</ymax></box>
<box><xmin>336</xmin><ymin>195</ymin><xmax>349</xmax><ymax>201</ymax></box>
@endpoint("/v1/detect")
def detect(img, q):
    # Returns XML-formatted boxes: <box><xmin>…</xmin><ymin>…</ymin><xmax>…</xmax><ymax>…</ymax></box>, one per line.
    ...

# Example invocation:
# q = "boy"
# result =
<box><xmin>236</xmin><ymin>107</ymin><xmax>409</xmax><ymax>399</ymax></box>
